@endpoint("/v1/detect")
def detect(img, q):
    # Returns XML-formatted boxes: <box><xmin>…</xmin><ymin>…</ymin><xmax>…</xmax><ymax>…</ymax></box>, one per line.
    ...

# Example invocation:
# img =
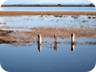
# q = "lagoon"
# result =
<box><xmin>0</xmin><ymin>7</ymin><xmax>96</xmax><ymax>72</ymax></box>
<box><xmin>0</xmin><ymin>7</ymin><xmax>96</xmax><ymax>12</ymax></box>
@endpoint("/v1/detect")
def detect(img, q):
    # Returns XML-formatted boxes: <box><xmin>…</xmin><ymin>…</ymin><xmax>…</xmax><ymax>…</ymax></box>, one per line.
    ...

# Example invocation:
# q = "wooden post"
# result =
<box><xmin>38</xmin><ymin>34</ymin><xmax>42</xmax><ymax>44</ymax></box>
<box><xmin>38</xmin><ymin>34</ymin><xmax>42</xmax><ymax>52</ymax></box>
<box><xmin>71</xmin><ymin>33</ymin><xmax>76</xmax><ymax>51</ymax></box>
<box><xmin>71</xmin><ymin>33</ymin><xmax>75</xmax><ymax>45</ymax></box>
<box><xmin>54</xmin><ymin>34</ymin><xmax>58</xmax><ymax>43</ymax></box>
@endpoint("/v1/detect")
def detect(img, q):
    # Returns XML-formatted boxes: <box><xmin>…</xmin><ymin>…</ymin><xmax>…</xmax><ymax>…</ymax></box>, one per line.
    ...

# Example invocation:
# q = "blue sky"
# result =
<box><xmin>3</xmin><ymin>0</ymin><xmax>92</xmax><ymax>4</ymax></box>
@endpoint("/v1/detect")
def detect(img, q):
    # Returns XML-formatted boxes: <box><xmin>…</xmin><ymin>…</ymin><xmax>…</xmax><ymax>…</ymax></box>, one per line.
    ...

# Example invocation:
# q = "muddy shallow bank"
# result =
<box><xmin>1</xmin><ymin>26</ymin><xmax>96</xmax><ymax>37</ymax></box>
<box><xmin>0</xmin><ymin>26</ymin><xmax>96</xmax><ymax>46</ymax></box>
<box><xmin>0</xmin><ymin>11</ymin><xmax>96</xmax><ymax>16</ymax></box>
<box><xmin>0</xmin><ymin>15</ymin><xmax>96</xmax><ymax>45</ymax></box>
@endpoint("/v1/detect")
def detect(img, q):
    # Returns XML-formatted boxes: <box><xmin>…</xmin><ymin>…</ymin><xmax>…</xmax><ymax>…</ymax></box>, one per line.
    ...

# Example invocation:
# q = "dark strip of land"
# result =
<box><xmin>1</xmin><ymin>4</ymin><xmax>95</xmax><ymax>7</ymax></box>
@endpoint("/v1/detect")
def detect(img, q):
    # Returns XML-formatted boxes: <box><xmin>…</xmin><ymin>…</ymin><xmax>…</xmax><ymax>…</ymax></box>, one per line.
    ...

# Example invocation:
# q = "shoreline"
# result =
<box><xmin>0</xmin><ymin>26</ymin><xmax>96</xmax><ymax>45</ymax></box>
<box><xmin>0</xmin><ymin>11</ymin><xmax>96</xmax><ymax>16</ymax></box>
<box><xmin>1</xmin><ymin>4</ymin><xmax>95</xmax><ymax>7</ymax></box>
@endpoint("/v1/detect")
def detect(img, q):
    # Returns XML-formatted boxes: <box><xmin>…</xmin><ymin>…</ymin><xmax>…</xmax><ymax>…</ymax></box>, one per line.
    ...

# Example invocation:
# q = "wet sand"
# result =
<box><xmin>0</xmin><ymin>11</ymin><xmax>96</xmax><ymax>16</ymax></box>
<box><xmin>0</xmin><ymin>26</ymin><xmax>96</xmax><ymax>45</ymax></box>
<box><xmin>0</xmin><ymin>26</ymin><xmax>96</xmax><ymax>37</ymax></box>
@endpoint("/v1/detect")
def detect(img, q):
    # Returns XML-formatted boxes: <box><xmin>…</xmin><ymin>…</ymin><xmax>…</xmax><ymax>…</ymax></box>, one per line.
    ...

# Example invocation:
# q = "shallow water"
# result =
<box><xmin>0</xmin><ymin>14</ymin><xmax>96</xmax><ymax>72</ymax></box>
<box><xmin>0</xmin><ymin>7</ymin><xmax>96</xmax><ymax>12</ymax></box>
<box><xmin>0</xmin><ymin>15</ymin><xmax>96</xmax><ymax>31</ymax></box>
<box><xmin>0</xmin><ymin>37</ymin><xmax>96</xmax><ymax>72</ymax></box>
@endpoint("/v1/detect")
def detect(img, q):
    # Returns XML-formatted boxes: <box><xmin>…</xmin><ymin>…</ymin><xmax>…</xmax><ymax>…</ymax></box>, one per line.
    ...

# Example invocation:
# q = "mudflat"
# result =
<box><xmin>0</xmin><ymin>11</ymin><xmax>96</xmax><ymax>16</ymax></box>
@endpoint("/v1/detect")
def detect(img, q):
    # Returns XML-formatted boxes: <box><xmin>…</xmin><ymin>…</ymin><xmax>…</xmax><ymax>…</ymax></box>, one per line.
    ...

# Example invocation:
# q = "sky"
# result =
<box><xmin>1</xmin><ymin>0</ymin><xmax>92</xmax><ymax>4</ymax></box>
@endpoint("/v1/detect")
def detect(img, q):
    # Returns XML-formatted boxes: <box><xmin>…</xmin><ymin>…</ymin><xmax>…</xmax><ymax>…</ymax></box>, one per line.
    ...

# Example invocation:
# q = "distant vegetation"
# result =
<box><xmin>1</xmin><ymin>3</ymin><xmax>95</xmax><ymax>7</ymax></box>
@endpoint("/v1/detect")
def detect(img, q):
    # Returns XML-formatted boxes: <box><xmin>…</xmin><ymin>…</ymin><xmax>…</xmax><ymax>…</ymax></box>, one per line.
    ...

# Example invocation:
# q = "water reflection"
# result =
<box><xmin>0</xmin><ymin>15</ymin><xmax>96</xmax><ymax>28</ymax></box>
<box><xmin>54</xmin><ymin>42</ymin><xmax>58</xmax><ymax>51</ymax></box>
<box><xmin>0</xmin><ymin>26</ymin><xmax>96</xmax><ymax>53</ymax></box>
<box><xmin>0</xmin><ymin>32</ymin><xmax>96</xmax><ymax>52</ymax></box>
<box><xmin>71</xmin><ymin>43</ymin><xmax>76</xmax><ymax>51</ymax></box>
<box><xmin>0</xmin><ymin>31</ymin><xmax>96</xmax><ymax>72</ymax></box>
<box><xmin>0</xmin><ymin>38</ymin><xmax>95</xmax><ymax>72</ymax></box>
<box><xmin>38</xmin><ymin>43</ymin><xmax>42</xmax><ymax>52</ymax></box>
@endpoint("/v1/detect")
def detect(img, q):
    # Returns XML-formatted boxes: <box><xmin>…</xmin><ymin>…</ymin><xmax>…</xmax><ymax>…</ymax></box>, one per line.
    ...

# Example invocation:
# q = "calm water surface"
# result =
<box><xmin>0</xmin><ymin>7</ymin><xmax>96</xmax><ymax>12</ymax></box>
<box><xmin>0</xmin><ymin>15</ymin><xmax>96</xmax><ymax>31</ymax></box>
<box><xmin>0</xmin><ymin>37</ymin><xmax>96</xmax><ymax>72</ymax></box>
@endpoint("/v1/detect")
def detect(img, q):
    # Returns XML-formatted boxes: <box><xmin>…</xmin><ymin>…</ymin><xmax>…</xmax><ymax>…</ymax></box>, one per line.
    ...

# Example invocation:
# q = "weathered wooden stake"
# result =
<box><xmin>71</xmin><ymin>33</ymin><xmax>75</xmax><ymax>45</ymax></box>
<box><xmin>38</xmin><ymin>34</ymin><xmax>42</xmax><ymax>44</ymax></box>
<box><xmin>54</xmin><ymin>34</ymin><xmax>58</xmax><ymax>43</ymax></box>
<box><xmin>71</xmin><ymin>33</ymin><xmax>76</xmax><ymax>51</ymax></box>
<box><xmin>38</xmin><ymin>34</ymin><xmax>42</xmax><ymax>52</ymax></box>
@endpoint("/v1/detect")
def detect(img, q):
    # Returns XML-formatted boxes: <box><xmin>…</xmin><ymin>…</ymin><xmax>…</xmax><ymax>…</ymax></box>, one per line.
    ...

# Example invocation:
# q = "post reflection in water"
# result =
<box><xmin>54</xmin><ymin>42</ymin><xmax>58</xmax><ymax>51</ymax></box>
<box><xmin>38</xmin><ymin>42</ymin><xmax>42</xmax><ymax>52</ymax></box>
<box><xmin>0</xmin><ymin>31</ymin><xmax>96</xmax><ymax>52</ymax></box>
<box><xmin>71</xmin><ymin>43</ymin><xmax>76</xmax><ymax>51</ymax></box>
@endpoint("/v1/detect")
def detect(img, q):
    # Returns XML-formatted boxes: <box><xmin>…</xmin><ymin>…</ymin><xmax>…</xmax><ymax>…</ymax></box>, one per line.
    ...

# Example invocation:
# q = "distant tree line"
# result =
<box><xmin>1</xmin><ymin>3</ymin><xmax>95</xmax><ymax>7</ymax></box>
